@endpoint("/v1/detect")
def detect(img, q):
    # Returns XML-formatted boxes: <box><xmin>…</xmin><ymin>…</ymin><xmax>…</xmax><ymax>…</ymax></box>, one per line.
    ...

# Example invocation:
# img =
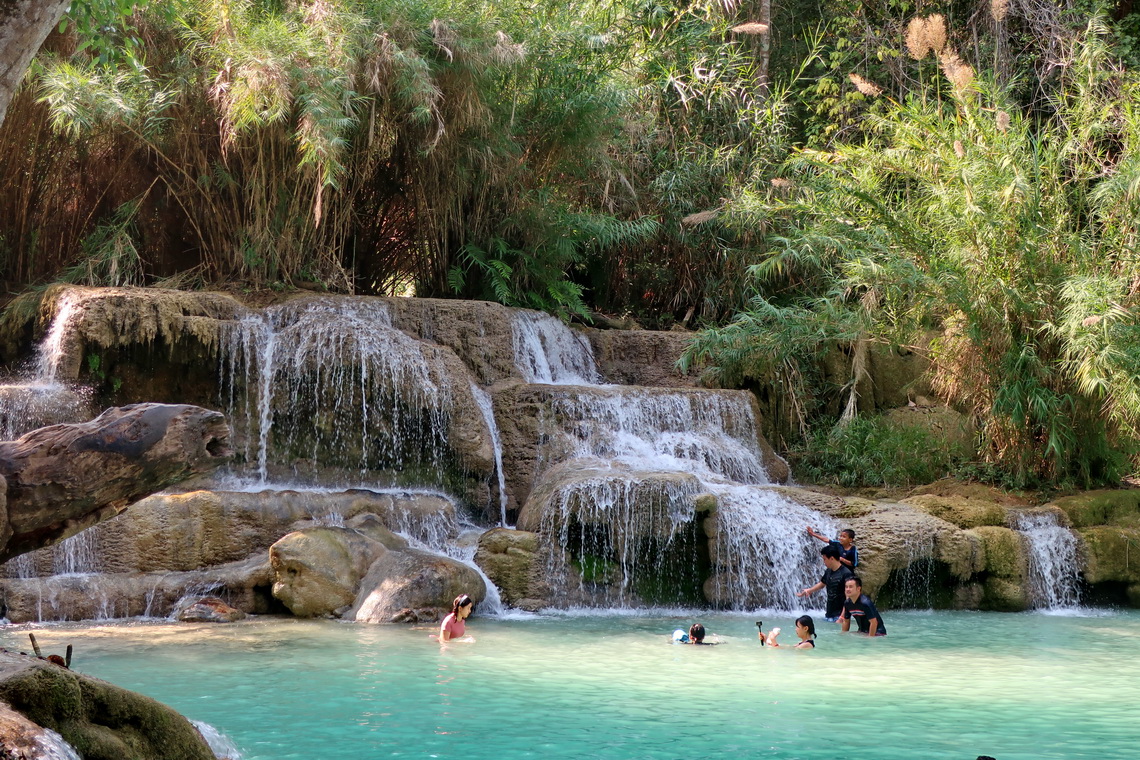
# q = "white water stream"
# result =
<box><xmin>1014</xmin><ymin>512</ymin><xmax>1082</xmax><ymax>610</ymax></box>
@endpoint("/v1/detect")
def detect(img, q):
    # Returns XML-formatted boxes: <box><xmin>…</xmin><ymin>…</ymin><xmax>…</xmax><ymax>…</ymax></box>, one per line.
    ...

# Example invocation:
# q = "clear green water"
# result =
<box><xmin>4</xmin><ymin>610</ymin><xmax>1139</xmax><ymax>760</ymax></box>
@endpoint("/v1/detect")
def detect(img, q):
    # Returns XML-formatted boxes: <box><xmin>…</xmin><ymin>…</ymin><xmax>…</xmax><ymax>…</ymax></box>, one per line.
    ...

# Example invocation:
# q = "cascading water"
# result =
<box><xmin>511</xmin><ymin>311</ymin><xmax>599</xmax><ymax>385</ymax></box>
<box><xmin>470</xmin><ymin>382</ymin><xmax>509</xmax><ymax>527</ymax></box>
<box><xmin>218</xmin><ymin>299</ymin><xmax>455</xmax><ymax>488</ymax></box>
<box><xmin>0</xmin><ymin>289</ymin><xmax>91</xmax><ymax>439</ymax></box>
<box><xmin>530</xmin><ymin>387</ymin><xmax>832</xmax><ymax>610</ymax></box>
<box><xmin>1014</xmin><ymin>512</ymin><xmax>1082</xmax><ymax>610</ymax></box>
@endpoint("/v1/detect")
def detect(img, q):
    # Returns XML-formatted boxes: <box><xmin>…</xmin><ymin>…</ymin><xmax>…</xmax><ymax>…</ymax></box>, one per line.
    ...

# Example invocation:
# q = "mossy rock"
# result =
<box><xmin>1051</xmin><ymin>490</ymin><xmax>1140</xmax><ymax>529</ymax></box>
<box><xmin>901</xmin><ymin>494</ymin><xmax>1008</xmax><ymax>529</ymax></box>
<box><xmin>979</xmin><ymin>576</ymin><xmax>1028</xmax><ymax>611</ymax></box>
<box><xmin>474</xmin><ymin>528</ymin><xmax>541</xmax><ymax>605</ymax></box>
<box><xmin>0</xmin><ymin>652</ymin><xmax>214</xmax><ymax>760</ymax></box>
<box><xmin>1076</xmin><ymin>526</ymin><xmax>1140</xmax><ymax>584</ymax></box>
<box><xmin>967</xmin><ymin>526</ymin><xmax>1027</xmax><ymax>578</ymax></box>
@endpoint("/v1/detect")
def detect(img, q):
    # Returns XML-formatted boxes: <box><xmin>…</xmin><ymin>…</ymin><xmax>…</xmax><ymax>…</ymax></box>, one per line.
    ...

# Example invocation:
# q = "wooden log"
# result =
<box><xmin>0</xmin><ymin>403</ymin><xmax>231</xmax><ymax>562</ymax></box>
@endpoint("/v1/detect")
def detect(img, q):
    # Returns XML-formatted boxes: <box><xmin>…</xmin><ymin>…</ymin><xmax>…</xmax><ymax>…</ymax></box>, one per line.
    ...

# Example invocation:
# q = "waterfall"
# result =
<box><xmin>0</xmin><ymin>289</ymin><xmax>91</xmax><ymax>440</ymax></box>
<box><xmin>218</xmin><ymin>299</ymin><xmax>455</xmax><ymax>487</ymax></box>
<box><xmin>531</xmin><ymin>387</ymin><xmax>833</xmax><ymax>610</ymax></box>
<box><xmin>31</xmin><ymin>728</ymin><xmax>83</xmax><ymax>760</ymax></box>
<box><xmin>539</xmin><ymin>388</ymin><xmax>772</xmax><ymax>484</ymax></box>
<box><xmin>34</xmin><ymin>289</ymin><xmax>85</xmax><ymax>384</ymax></box>
<box><xmin>511</xmin><ymin>311</ymin><xmax>599</xmax><ymax>385</ymax></box>
<box><xmin>1014</xmin><ymin>513</ymin><xmax>1082</xmax><ymax>610</ymax></box>
<box><xmin>191</xmin><ymin>720</ymin><xmax>244</xmax><ymax>760</ymax></box>
<box><xmin>705</xmin><ymin>485</ymin><xmax>836</xmax><ymax>609</ymax></box>
<box><xmin>470</xmin><ymin>382</ymin><xmax>510</xmax><ymax>526</ymax></box>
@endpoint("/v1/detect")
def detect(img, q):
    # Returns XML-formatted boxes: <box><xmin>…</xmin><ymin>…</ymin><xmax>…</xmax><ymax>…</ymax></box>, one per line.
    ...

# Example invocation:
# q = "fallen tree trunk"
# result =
<box><xmin>0</xmin><ymin>403</ymin><xmax>231</xmax><ymax>562</ymax></box>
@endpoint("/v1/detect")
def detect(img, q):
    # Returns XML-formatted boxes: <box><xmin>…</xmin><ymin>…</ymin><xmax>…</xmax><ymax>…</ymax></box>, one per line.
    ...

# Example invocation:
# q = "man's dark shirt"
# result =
<box><xmin>841</xmin><ymin>593</ymin><xmax>887</xmax><ymax>635</ymax></box>
<box><xmin>821</xmin><ymin>565</ymin><xmax>855</xmax><ymax>619</ymax></box>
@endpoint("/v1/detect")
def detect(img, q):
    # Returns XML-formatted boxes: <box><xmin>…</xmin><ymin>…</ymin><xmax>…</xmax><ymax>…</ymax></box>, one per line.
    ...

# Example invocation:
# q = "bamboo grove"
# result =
<box><xmin>1</xmin><ymin>0</ymin><xmax>1139</xmax><ymax>487</ymax></box>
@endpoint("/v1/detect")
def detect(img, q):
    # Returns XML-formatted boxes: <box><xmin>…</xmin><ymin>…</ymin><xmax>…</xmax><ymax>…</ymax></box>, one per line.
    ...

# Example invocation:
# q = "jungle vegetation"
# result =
<box><xmin>1</xmin><ymin>0</ymin><xmax>1139</xmax><ymax>488</ymax></box>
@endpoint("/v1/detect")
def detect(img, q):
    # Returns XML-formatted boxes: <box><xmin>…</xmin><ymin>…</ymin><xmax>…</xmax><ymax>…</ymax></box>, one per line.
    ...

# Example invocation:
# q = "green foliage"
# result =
<box><xmin>793</xmin><ymin>415</ymin><xmax>970</xmax><ymax>488</ymax></box>
<box><xmin>62</xmin><ymin>200</ymin><xmax>146</xmax><ymax>287</ymax></box>
<box><xmin>690</xmin><ymin>18</ymin><xmax>1140</xmax><ymax>487</ymax></box>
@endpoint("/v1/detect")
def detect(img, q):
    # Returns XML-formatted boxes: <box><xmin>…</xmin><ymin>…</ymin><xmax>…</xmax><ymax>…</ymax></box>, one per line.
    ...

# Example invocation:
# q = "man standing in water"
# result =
<box><xmin>796</xmin><ymin>545</ymin><xmax>854</xmax><ymax>621</ymax></box>
<box><xmin>840</xmin><ymin>576</ymin><xmax>887</xmax><ymax>636</ymax></box>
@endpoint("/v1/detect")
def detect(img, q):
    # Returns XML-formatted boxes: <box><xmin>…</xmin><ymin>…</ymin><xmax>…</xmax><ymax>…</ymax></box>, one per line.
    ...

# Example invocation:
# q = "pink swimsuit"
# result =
<box><xmin>441</xmin><ymin>613</ymin><xmax>465</xmax><ymax>638</ymax></box>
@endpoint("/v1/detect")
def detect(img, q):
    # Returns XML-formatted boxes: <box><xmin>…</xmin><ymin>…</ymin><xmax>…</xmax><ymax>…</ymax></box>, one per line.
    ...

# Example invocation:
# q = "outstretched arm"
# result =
<box><xmin>797</xmin><ymin>581</ymin><xmax>825</xmax><ymax>597</ymax></box>
<box><xmin>806</xmin><ymin>526</ymin><xmax>829</xmax><ymax>543</ymax></box>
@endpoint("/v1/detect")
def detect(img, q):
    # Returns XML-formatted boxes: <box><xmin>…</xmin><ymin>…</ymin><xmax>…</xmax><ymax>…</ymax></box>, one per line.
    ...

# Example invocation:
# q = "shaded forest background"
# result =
<box><xmin>2</xmin><ymin>0</ymin><xmax>1140</xmax><ymax>489</ymax></box>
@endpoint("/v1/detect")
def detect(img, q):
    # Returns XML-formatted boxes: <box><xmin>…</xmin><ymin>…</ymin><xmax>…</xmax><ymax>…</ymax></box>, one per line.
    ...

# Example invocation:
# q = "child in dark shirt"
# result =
<box><xmin>807</xmin><ymin>525</ymin><xmax>859</xmax><ymax>570</ymax></box>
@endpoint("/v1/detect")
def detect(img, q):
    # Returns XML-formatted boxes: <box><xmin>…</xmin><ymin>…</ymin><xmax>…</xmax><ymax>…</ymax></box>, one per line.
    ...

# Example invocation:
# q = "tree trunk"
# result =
<box><xmin>0</xmin><ymin>403</ymin><xmax>232</xmax><ymax>562</ymax></box>
<box><xmin>0</xmin><ymin>0</ymin><xmax>69</xmax><ymax>129</ymax></box>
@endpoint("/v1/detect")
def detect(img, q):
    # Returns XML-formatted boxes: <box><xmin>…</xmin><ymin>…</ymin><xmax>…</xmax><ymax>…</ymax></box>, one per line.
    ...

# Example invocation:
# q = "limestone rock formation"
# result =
<box><xmin>7</xmin><ymin>488</ymin><xmax>446</xmax><ymax>576</ymax></box>
<box><xmin>270</xmin><ymin>527</ymin><xmax>390</xmax><ymax>617</ymax></box>
<box><xmin>493</xmin><ymin>383</ymin><xmax>788</xmax><ymax>515</ymax></box>
<box><xmin>1052</xmin><ymin>490</ymin><xmax>1140</xmax><ymax>528</ymax></box>
<box><xmin>383</xmin><ymin>297</ymin><xmax>520</xmax><ymax>385</ymax></box>
<box><xmin>474</xmin><ymin>528</ymin><xmax>544</xmax><ymax>608</ymax></box>
<box><xmin>0</xmin><ymin>650</ymin><xmax>215</xmax><ymax>760</ymax></box>
<box><xmin>350</xmin><ymin>547</ymin><xmax>486</xmax><ymax>624</ymax></box>
<box><xmin>0</xmin><ymin>403</ymin><xmax>231</xmax><ymax>562</ymax></box>
<box><xmin>172</xmin><ymin>595</ymin><xmax>248</xmax><ymax>623</ymax></box>
<box><xmin>0</xmin><ymin>555</ymin><xmax>272</xmax><ymax>623</ymax></box>
<box><xmin>586</xmin><ymin>329</ymin><xmax>699</xmax><ymax>388</ymax></box>
<box><xmin>966</xmin><ymin>525</ymin><xmax>1029</xmax><ymax>610</ymax></box>
<box><xmin>900</xmin><ymin>493</ymin><xmax>1009</xmax><ymax>529</ymax></box>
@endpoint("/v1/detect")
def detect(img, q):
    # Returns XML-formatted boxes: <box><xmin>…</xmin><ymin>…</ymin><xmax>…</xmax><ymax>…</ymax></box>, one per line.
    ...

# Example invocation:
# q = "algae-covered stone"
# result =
<box><xmin>901</xmin><ymin>494</ymin><xmax>1008</xmax><ymax>529</ymax></box>
<box><xmin>0</xmin><ymin>651</ymin><xmax>214</xmax><ymax>760</ymax></box>
<box><xmin>980</xmin><ymin>576</ymin><xmax>1027</xmax><ymax>611</ymax></box>
<box><xmin>1052</xmin><ymin>490</ymin><xmax>1140</xmax><ymax>529</ymax></box>
<box><xmin>474</xmin><ymin>528</ymin><xmax>541</xmax><ymax>606</ymax></box>
<box><xmin>1077</xmin><ymin>526</ymin><xmax>1140</xmax><ymax>584</ymax></box>
<box><xmin>968</xmin><ymin>526</ymin><xmax>1027</xmax><ymax>579</ymax></box>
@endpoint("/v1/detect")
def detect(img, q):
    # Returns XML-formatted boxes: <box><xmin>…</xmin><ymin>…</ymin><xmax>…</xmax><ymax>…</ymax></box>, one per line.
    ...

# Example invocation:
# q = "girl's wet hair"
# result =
<box><xmin>688</xmin><ymin>623</ymin><xmax>706</xmax><ymax>642</ymax></box>
<box><xmin>795</xmin><ymin>615</ymin><xmax>816</xmax><ymax>639</ymax></box>
<box><xmin>451</xmin><ymin>594</ymin><xmax>474</xmax><ymax>616</ymax></box>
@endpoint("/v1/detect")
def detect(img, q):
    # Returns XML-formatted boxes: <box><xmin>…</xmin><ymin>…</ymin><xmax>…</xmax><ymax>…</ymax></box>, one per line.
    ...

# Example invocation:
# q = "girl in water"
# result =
<box><xmin>760</xmin><ymin>615</ymin><xmax>816</xmax><ymax>649</ymax></box>
<box><xmin>438</xmin><ymin>594</ymin><xmax>475</xmax><ymax>643</ymax></box>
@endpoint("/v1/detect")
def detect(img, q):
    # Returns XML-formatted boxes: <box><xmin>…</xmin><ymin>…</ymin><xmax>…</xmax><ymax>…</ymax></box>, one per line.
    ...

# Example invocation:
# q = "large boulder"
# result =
<box><xmin>269</xmin><ymin>527</ymin><xmax>389</xmax><ymax>617</ymax></box>
<box><xmin>0</xmin><ymin>650</ymin><xmax>215</xmax><ymax>760</ymax></box>
<box><xmin>0</xmin><ymin>403</ymin><xmax>231</xmax><ymax>562</ymax></box>
<box><xmin>350</xmin><ymin>548</ymin><xmax>486</xmax><ymax>624</ymax></box>
<box><xmin>382</xmin><ymin>297</ymin><xmax>520</xmax><ymax>385</ymax></box>
<box><xmin>474</xmin><ymin>528</ymin><xmax>544</xmax><ymax>608</ymax></box>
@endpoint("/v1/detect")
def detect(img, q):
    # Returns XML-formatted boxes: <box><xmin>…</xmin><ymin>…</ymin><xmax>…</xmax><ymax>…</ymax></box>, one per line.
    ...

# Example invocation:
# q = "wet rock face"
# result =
<box><xmin>270</xmin><ymin>527</ymin><xmax>390</xmax><ymax>618</ymax></box>
<box><xmin>350</xmin><ymin>548</ymin><xmax>486</xmax><ymax>624</ymax></box>
<box><xmin>586</xmin><ymin>329</ymin><xmax>699</xmax><ymax>388</ymax></box>
<box><xmin>474</xmin><ymin>528</ymin><xmax>543</xmax><ymax>608</ymax></box>
<box><xmin>0</xmin><ymin>403</ymin><xmax>231</xmax><ymax>563</ymax></box>
<box><xmin>172</xmin><ymin>595</ymin><xmax>248</xmax><ymax>623</ymax></box>
<box><xmin>0</xmin><ymin>651</ymin><xmax>216</xmax><ymax>760</ymax></box>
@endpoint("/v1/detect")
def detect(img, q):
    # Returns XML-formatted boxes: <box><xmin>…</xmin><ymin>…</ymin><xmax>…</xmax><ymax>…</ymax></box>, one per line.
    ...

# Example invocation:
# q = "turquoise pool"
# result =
<box><xmin>4</xmin><ymin>610</ymin><xmax>1138</xmax><ymax>760</ymax></box>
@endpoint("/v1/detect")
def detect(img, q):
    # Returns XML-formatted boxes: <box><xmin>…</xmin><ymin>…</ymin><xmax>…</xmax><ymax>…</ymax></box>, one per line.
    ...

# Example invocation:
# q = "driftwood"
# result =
<box><xmin>0</xmin><ymin>403</ymin><xmax>231</xmax><ymax>562</ymax></box>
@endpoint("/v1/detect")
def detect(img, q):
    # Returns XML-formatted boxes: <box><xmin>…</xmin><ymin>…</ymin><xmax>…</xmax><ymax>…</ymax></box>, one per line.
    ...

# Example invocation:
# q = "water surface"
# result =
<box><xmin>4</xmin><ymin>611</ymin><xmax>1137</xmax><ymax>760</ymax></box>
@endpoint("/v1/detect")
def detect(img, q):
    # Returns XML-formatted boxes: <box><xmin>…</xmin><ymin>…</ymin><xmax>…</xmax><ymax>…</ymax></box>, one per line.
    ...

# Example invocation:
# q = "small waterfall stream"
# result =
<box><xmin>218</xmin><ymin>299</ymin><xmax>455</xmax><ymax>487</ymax></box>
<box><xmin>1014</xmin><ymin>513</ymin><xmax>1082</xmax><ymax>610</ymax></box>
<box><xmin>512</xmin><ymin>311</ymin><xmax>599</xmax><ymax>385</ymax></box>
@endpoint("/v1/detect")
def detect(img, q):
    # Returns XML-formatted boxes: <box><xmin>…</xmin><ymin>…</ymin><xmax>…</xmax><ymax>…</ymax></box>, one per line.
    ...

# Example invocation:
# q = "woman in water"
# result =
<box><xmin>761</xmin><ymin>615</ymin><xmax>816</xmax><ymax>649</ymax></box>
<box><xmin>438</xmin><ymin>594</ymin><xmax>475</xmax><ymax>643</ymax></box>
